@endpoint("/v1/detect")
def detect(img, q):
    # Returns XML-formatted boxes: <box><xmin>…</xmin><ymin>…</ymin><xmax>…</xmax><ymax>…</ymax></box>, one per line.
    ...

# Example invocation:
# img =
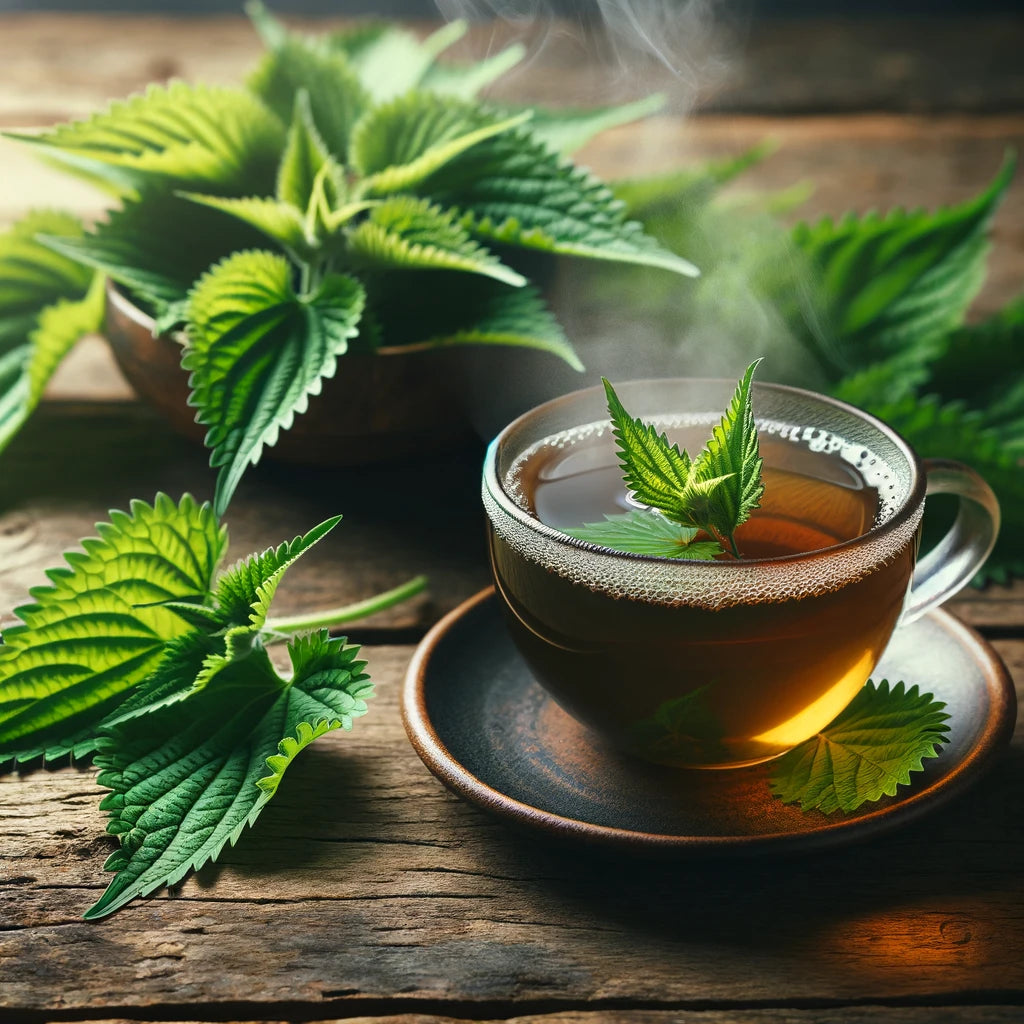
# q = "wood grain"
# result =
<box><xmin>0</xmin><ymin>13</ymin><xmax>1021</xmax><ymax>125</ymax></box>
<box><xmin>0</xmin><ymin>13</ymin><xmax>1022</xmax><ymax>1023</ymax></box>
<box><xmin>1</xmin><ymin>639</ymin><xmax>1021</xmax><ymax>1019</ymax></box>
<box><xmin>0</xmin><ymin>406</ymin><xmax>491</xmax><ymax>634</ymax></box>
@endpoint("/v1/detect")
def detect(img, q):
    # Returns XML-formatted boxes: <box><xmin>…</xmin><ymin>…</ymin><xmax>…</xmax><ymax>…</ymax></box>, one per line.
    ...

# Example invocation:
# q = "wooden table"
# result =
<box><xmin>1</xmin><ymin>13</ymin><xmax>1023</xmax><ymax>1024</ymax></box>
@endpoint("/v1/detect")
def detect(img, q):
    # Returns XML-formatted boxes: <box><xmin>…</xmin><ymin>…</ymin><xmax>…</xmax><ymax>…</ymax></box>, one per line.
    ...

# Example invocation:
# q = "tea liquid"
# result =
<box><xmin>489</xmin><ymin>419</ymin><xmax>916</xmax><ymax>767</ymax></box>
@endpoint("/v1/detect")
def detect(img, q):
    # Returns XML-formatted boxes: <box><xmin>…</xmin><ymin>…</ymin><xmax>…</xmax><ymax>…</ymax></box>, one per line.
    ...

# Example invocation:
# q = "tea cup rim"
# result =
<box><xmin>483</xmin><ymin>376</ymin><xmax>927</xmax><ymax>571</ymax></box>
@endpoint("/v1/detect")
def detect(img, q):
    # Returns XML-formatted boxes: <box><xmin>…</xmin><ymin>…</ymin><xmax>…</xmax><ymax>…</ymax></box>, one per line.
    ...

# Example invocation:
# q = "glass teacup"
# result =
<box><xmin>482</xmin><ymin>378</ymin><xmax>999</xmax><ymax>769</ymax></box>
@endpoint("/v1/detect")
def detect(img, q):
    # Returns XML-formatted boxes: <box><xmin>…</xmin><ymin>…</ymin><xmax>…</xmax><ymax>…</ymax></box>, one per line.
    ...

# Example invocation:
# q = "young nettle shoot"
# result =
<box><xmin>566</xmin><ymin>359</ymin><xmax>765</xmax><ymax>560</ymax></box>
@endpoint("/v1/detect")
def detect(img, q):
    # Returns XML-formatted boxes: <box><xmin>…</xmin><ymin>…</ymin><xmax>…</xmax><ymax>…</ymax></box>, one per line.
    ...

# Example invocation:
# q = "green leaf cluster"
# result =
<box><xmin>784</xmin><ymin>156</ymin><xmax>1022</xmax><ymax>583</ymax></box>
<box><xmin>617</xmin><ymin>148</ymin><xmax>1022</xmax><ymax>582</ymax></box>
<box><xmin>1</xmin><ymin>2</ymin><xmax>690</xmax><ymax>513</ymax></box>
<box><xmin>770</xmin><ymin>680</ymin><xmax>950</xmax><ymax>813</ymax></box>
<box><xmin>571</xmin><ymin>361</ymin><xmax>763</xmax><ymax>559</ymax></box>
<box><xmin>0</xmin><ymin>494</ymin><xmax>413</xmax><ymax>918</ymax></box>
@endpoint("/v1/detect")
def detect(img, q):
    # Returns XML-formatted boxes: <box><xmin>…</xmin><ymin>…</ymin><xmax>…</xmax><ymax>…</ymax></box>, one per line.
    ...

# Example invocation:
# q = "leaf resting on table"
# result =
<box><xmin>0</xmin><ymin>495</ymin><xmax>226</xmax><ymax>765</ymax></box>
<box><xmin>0</xmin><ymin>494</ymin><xmax>377</xmax><ymax>917</ymax></box>
<box><xmin>770</xmin><ymin>680</ymin><xmax>950</xmax><ymax>814</ymax></box>
<box><xmin>87</xmin><ymin>627</ymin><xmax>371</xmax><ymax>919</ymax></box>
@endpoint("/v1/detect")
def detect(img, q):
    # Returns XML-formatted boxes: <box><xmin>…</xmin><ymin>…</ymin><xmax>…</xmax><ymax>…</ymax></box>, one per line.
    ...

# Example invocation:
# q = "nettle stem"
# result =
<box><xmin>267</xmin><ymin>574</ymin><xmax>428</xmax><ymax>635</ymax></box>
<box><xmin>704</xmin><ymin>523</ymin><xmax>741</xmax><ymax>560</ymax></box>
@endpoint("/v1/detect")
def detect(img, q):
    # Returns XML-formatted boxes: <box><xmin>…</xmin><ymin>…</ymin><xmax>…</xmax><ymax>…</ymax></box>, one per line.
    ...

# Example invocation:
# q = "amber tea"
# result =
<box><xmin>489</xmin><ymin>412</ymin><xmax>920</xmax><ymax>767</ymax></box>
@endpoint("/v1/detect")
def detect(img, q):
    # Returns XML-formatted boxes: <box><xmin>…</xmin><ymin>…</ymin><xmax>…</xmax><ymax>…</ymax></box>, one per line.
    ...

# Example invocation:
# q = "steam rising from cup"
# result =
<box><xmin>435</xmin><ymin>0</ymin><xmax>824</xmax><ymax>439</ymax></box>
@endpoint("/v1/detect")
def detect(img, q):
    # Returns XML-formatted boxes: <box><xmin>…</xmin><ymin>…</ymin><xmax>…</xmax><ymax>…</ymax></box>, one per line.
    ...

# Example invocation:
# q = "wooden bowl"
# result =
<box><xmin>103</xmin><ymin>283</ymin><xmax>476</xmax><ymax>466</ymax></box>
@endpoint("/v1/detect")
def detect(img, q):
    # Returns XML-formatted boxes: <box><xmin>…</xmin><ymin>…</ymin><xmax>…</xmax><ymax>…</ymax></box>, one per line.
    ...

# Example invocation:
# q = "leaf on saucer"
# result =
<box><xmin>769</xmin><ymin>679</ymin><xmax>951</xmax><ymax>814</ymax></box>
<box><xmin>564</xmin><ymin>510</ymin><xmax>722</xmax><ymax>560</ymax></box>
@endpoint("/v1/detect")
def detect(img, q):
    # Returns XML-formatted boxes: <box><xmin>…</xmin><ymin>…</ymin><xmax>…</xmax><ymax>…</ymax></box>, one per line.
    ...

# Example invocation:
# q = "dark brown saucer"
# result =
<box><xmin>402</xmin><ymin>588</ymin><xmax>1016</xmax><ymax>853</ymax></box>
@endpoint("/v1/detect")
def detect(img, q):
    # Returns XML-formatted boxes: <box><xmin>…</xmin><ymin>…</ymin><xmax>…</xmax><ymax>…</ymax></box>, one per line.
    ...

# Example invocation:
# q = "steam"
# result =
<box><xmin>435</xmin><ymin>0</ymin><xmax>822</xmax><ymax>438</ymax></box>
<box><xmin>434</xmin><ymin>0</ymin><xmax>735</xmax><ymax>111</ymax></box>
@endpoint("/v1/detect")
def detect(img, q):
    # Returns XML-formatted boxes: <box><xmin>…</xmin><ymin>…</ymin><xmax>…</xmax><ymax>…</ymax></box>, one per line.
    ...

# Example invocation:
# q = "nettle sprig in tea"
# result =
<box><xmin>567</xmin><ymin>359</ymin><xmax>764</xmax><ymax>559</ymax></box>
<box><xmin>0</xmin><ymin>495</ymin><xmax>425</xmax><ymax>917</ymax></box>
<box><xmin>567</xmin><ymin>364</ymin><xmax>951</xmax><ymax>812</ymax></box>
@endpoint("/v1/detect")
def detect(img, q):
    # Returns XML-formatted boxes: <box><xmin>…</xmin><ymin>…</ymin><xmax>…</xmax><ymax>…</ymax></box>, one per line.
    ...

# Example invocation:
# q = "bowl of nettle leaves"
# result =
<box><xmin>2</xmin><ymin>1</ymin><xmax>695</xmax><ymax>515</ymax></box>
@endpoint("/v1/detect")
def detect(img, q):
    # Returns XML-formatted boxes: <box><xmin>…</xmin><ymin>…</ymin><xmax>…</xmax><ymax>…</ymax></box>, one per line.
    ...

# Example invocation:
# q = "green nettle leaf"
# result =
<box><xmin>0</xmin><ymin>211</ymin><xmax>93</xmax><ymax>322</ymax></box>
<box><xmin>41</xmin><ymin>192</ymin><xmax>268</xmax><ymax>312</ymax></box>
<box><xmin>865</xmin><ymin>393</ymin><xmax>1024</xmax><ymax>586</ymax></box>
<box><xmin>922</xmin><ymin>296</ymin><xmax>1024</xmax><ymax>441</ymax></box>
<box><xmin>351</xmin><ymin>93</ymin><xmax>532</xmax><ymax>197</ymax></box>
<box><xmin>178</xmin><ymin>193</ymin><xmax>310</xmax><ymax>255</ymax></box>
<box><xmin>213</xmin><ymin>515</ymin><xmax>342</xmax><ymax>629</ymax></box>
<box><xmin>0</xmin><ymin>495</ymin><xmax>226</xmax><ymax>764</ymax></box>
<box><xmin>184</xmin><ymin>249</ymin><xmax>366</xmax><ymax>514</ymax></box>
<box><xmin>86</xmin><ymin>628</ymin><xmax>371</xmax><ymax>919</ymax></box>
<box><xmin>526</xmin><ymin>94</ymin><xmax>665</xmax><ymax>155</ymax></box>
<box><xmin>245</xmin><ymin>0</ymin><xmax>289</xmax><ymax>50</ymax></box>
<box><xmin>0</xmin><ymin>498</ymin><xmax>424</xmax><ymax>917</ymax></box>
<box><xmin>330</xmin><ymin>20</ymin><xmax>466</xmax><ymax>102</ymax></box>
<box><xmin>829</xmin><ymin>350</ymin><xmax>932</xmax><ymax>409</ymax></box>
<box><xmin>418</xmin><ymin>42</ymin><xmax>527</xmax><ymax>99</ymax></box>
<box><xmin>248</xmin><ymin>37</ymin><xmax>370</xmax><ymax>160</ymax></box>
<box><xmin>366</xmin><ymin>272</ymin><xmax>581</xmax><ymax>369</ymax></box>
<box><xmin>599</xmin><ymin>361</ymin><xmax>764</xmax><ymax>557</ymax></box>
<box><xmin>603</xmin><ymin>376</ymin><xmax>694</xmax><ymax>514</ymax></box>
<box><xmin>20</xmin><ymin>274</ymin><xmax>107</xmax><ymax>412</ymax></box>
<box><xmin>419</xmin><ymin>127</ymin><xmax>699</xmax><ymax>277</ymax></box>
<box><xmin>101</xmin><ymin>516</ymin><xmax>343</xmax><ymax>727</ymax></box>
<box><xmin>276</xmin><ymin>89</ymin><xmax>344</xmax><ymax>211</ymax></box>
<box><xmin>613</xmin><ymin>140</ymin><xmax>777</xmax><ymax>218</ymax></box>
<box><xmin>8</xmin><ymin>82</ymin><xmax>284</xmax><ymax>194</ymax></box>
<box><xmin>346</xmin><ymin>195</ymin><xmax>525</xmax><ymax>286</ymax></box>
<box><xmin>630</xmin><ymin>686</ymin><xmax>727</xmax><ymax>762</ymax></box>
<box><xmin>691</xmin><ymin>358</ymin><xmax>765</xmax><ymax>541</ymax></box>
<box><xmin>564</xmin><ymin>510</ymin><xmax>722</xmax><ymax>559</ymax></box>
<box><xmin>770</xmin><ymin>680</ymin><xmax>950</xmax><ymax>813</ymax></box>
<box><xmin>791</xmin><ymin>155</ymin><xmax>1014</xmax><ymax>369</ymax></box>
<box><xmin>0</xmin><ymin>212</ymin><xmax>100</xmax><ymax>453</ymax></box>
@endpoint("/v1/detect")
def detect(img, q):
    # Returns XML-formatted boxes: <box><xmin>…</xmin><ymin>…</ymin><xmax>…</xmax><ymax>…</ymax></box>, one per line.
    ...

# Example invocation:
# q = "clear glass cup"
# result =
<box><xmin>482</xmin><ymin>378</ymin><xmax>1000</xmax><ymax>769</ymax></box>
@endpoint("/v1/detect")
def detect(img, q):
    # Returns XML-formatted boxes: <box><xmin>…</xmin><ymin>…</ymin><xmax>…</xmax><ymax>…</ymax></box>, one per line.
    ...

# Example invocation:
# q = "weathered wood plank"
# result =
<box><xmin>0</xmin><ymin>13</ymin><xmax>1021</xmax><ymax>124</ymax></box>
<box><xmin>39</xmin><ymin>1012</ymin><xmax>1024</xmax><ymax>1024</ymax></box>
<box><xmin>45</xmin><ymin>1010</ymin><xmax>1024</xmax><ymax>1024</ymax></box>
<box><xmin>0</xmin><ymin>406</ymin><xmax>491</xmax><ymax>632</ymax></box>
<box><xmin>1</xmin><ymin>640</ymin><xmax>1021</xmax><ymax>1017</ymax></box>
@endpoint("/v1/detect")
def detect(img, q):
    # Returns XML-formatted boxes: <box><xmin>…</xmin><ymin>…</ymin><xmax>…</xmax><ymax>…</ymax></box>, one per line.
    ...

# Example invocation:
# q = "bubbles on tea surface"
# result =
<box><xmin>489</xmin><ymin>414</ymin><xmax>920</xmax><ymax>610</ymax></box>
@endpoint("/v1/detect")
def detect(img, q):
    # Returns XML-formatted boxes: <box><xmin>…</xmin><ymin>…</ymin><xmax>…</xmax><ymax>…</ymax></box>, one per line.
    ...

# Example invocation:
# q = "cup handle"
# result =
<box><xmin>901</xmin><ymin>458</ymin><xmax>1001</xmax><ymax>625</ymax></box>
